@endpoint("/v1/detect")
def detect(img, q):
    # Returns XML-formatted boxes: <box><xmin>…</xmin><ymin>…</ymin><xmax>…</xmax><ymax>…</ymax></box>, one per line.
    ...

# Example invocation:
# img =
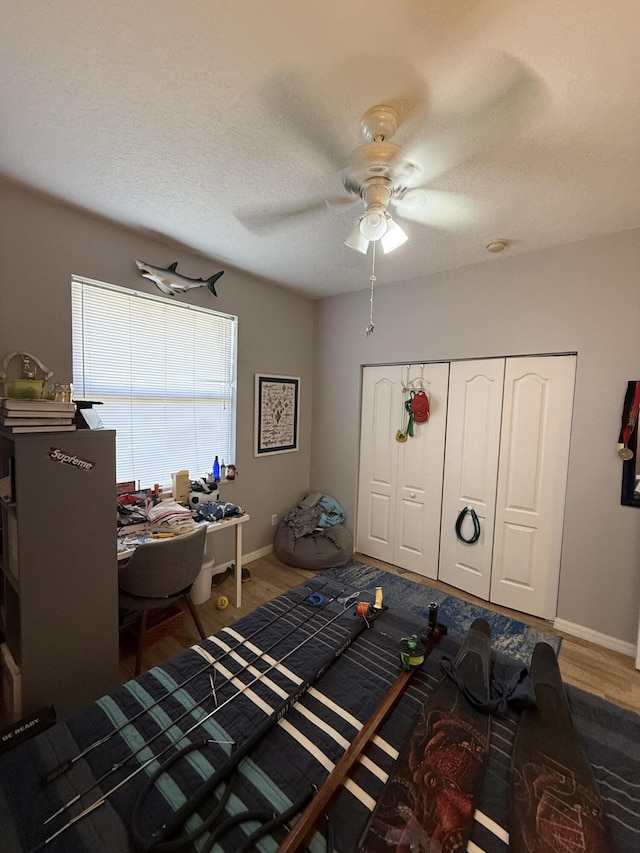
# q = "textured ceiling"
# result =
<box><xmin>2</xmin><ymin>1</ymin><xmax>640</xmax><ymax>298</ymax></box>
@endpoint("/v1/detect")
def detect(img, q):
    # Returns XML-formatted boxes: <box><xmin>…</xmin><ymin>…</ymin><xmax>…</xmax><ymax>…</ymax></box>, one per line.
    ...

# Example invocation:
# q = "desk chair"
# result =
<box><xmin>118</xmin><ymin>525</ymin><xmax>208</xmax><ymax>675</ymax></box>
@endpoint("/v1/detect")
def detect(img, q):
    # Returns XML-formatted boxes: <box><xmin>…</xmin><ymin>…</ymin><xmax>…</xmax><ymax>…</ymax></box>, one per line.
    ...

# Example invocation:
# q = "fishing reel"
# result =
<box><xmin>400</xmin><ymin>602</ymin><xmax>447</xmax><ymax>670</ymax></box>
<box><xmin>354</xmin><ymin>586</ymin><xmax>384</xmax><ymax>620</ymax></box>
<box><xmin>400</xmin><ymin>634</ymin><xmax>426</xmax><ymax>670</ymax></box>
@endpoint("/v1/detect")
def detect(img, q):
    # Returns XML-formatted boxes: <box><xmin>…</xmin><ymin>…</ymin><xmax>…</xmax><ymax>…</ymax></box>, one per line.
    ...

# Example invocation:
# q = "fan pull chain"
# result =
<box><xmin>366</xmin><ymin>241</ymin><xmax>377</xmax><ymax>336</ymax></box>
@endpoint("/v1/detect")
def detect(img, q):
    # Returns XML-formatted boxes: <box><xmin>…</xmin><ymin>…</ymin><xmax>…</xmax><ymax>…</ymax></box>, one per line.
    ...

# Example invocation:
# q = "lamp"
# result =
<box><xmin>359</xmin><ymin>205</ymin><xmax>388</xmax><ymax>241</ymax></box>
<box><xmin>380</xmin><ymin>217</ymin><xmax>408</xmax><ymax>253</ymax></box>
<box><xmin>344</xmin><ymin>221</ymin><xmax>369</xmax><ymax>254</ymax></box>
<box><xmin>344</xmin><ymin>176</ymin><xmax>407</xmax><ymax>255</ymax></box>
<box><xmin>344</xmin><ymin>212</ymin><xmax>408</xmax><ymax>255</ymax></box>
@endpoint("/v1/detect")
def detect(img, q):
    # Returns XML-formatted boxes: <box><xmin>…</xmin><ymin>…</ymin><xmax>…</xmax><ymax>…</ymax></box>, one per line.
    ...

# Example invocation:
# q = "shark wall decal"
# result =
<box><xmin>135</xmin><ymin>260</ymin><xmax>224</xmax><ymax>296</ymax></box>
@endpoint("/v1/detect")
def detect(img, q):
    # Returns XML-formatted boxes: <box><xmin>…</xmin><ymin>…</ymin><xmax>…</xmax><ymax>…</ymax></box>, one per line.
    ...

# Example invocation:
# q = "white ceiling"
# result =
<box><xmin>2</xmin><ymin>1</ymin><xmax>640</xmax><ymax>299</ymax></box>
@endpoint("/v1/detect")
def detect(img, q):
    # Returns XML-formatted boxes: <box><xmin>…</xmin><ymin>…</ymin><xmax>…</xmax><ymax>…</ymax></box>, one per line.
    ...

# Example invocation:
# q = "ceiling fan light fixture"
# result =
<box><xmin>381</xmin><ymin>217</ymin><xmax>408</xmax><ymax>254</ymax></box>
<box><xmin>359</xmin><ymin>205</ymin><xmax>389</xmax><ymax>241</ymax></box>
<box><xmin>345</xmin><ymin>220</ymin><xmax>370</xmax><ymax>254</ymax></box>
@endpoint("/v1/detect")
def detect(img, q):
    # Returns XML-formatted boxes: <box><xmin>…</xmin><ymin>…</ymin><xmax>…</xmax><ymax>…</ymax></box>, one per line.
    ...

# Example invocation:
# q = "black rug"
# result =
<box><xmin>326</xmin><ymin>560</ymin><xmax>561</xmax><ymax>664</ymax></box>
<box><xmin>325</xmin><ymin>559</ymin><xmax>640</xmax><ymax>851</ymax></box>
<box><xmin>564</xmin><ymin>684</ymin><xmax>640</xmax><ymax>852</ymax></box>
<box><xmin>0</xmin><ymin>570</ymin><xmax>637</xmax><ymax>851</ymax></box>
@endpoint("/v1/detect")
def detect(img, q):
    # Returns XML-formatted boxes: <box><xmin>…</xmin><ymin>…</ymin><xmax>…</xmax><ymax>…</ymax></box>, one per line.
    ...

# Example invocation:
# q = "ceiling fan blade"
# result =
<box><xmin>393</xmin><ymin>189</ymin><xmax>475</xmax><ymax>230</ymax></box>
<box><xmin>236</xmin><ymin>196</ymin><xmax>356</xmax><ymax>235</ymax></box>
<box><xmin>260</xmin><ymin>71</ymin><xmax>351</xmax><ymax>171</ymax></box>
<box><xmin>405</xmin><ymin>54</ymin><xmax>545</xmax><ymax>183</ymax></box>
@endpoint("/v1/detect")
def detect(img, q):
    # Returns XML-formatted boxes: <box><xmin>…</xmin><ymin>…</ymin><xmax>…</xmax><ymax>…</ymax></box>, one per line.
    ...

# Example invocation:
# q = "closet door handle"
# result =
<box><xmin>455</xmin><ymin>506</ymin><xmax>481</xmax><ymax>544</ymax></box>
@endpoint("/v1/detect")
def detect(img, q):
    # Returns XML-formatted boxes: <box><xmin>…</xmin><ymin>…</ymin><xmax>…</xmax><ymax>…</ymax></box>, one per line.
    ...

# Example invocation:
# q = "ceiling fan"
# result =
<box><xmin>340</xmin><ymin>103</ymin><xmax>431</xmax><ymax>254</ymax></box>
<box><xmin>236</xmin><ymin>101</ymin><xmax>472</xmax><ymax>253</ymax></box>
<box><xmin>237</xmin><ymin>56</ymin><xmax>542</xmax><ymax>254</ymax></box>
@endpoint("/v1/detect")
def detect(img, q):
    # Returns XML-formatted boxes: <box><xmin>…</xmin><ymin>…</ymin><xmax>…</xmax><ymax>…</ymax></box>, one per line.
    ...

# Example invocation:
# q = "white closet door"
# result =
<box><xmin>393</xmin><ymin>362</ymin><xmax>449</xmax><ymax>577</ymax></box>
<box><xmin>490</xmin><ymin>355</ymin><xmax>576</xmax><ymax>619</ymax></box>
<box><xmin>438</xmin><ymin>359</ymin><xmax>505</xmax><ymax>598</ymax></box>
<box><xmin>356</xmin><ymin>363</ymin><xmax>449</xmax><ymax>577</ymax></box>
<box><xmin>356</xmin><ymin>366</ymin><xmax>401</xmax><ymax>564</ymax></box>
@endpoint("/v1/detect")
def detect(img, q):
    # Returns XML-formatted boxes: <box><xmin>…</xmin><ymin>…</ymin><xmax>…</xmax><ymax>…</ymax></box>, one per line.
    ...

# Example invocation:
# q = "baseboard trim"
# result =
<box><xmin>213</xmin><ymin>543</ymin><xmax>274</xmax><ymax>577</ymax></box>
<box><xmin>553</xmin><ymin>618</ymin><xmax>636</xmax><ymax>658</ymax></box>
<box><xmin>244</xmin><ymin>543</ymin><xmax>274</xmax><ymax>564</ymax></box>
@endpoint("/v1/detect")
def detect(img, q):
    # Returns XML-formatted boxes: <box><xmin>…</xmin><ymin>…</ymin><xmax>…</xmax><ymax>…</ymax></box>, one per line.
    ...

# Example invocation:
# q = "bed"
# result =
<box><xmin>0</xmin><ymin>572</ymin><xmax>634</xmax><ymax>852</ymax></box>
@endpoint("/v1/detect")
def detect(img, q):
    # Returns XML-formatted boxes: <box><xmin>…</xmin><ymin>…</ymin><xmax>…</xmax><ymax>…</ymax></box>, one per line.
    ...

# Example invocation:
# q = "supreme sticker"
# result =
<box><xmin>48</xmin><ymin>447</ymin><xmax>95</xmax><ymax>471</ymax></box>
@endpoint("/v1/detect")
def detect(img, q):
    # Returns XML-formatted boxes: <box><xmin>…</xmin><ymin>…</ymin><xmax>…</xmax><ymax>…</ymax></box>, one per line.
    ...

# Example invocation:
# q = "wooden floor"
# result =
<box><xmin>122</xmin><ymin>551</ymin><xmax>640</xmax><ymax>715</ymax></box>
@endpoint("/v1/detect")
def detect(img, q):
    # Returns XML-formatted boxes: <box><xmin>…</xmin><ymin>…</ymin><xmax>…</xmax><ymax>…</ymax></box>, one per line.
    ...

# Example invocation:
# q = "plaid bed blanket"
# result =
<box><xmin>0</xmin><ymin>575</ymin><xmax>633</xmax><ymax>852</ymax></box>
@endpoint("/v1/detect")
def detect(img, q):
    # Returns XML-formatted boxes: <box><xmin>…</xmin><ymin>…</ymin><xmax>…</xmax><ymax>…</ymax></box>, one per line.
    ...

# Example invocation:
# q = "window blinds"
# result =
<box><xmin>72</xmin><ymin>276</ymin><xmax>237</xmax><ymax>489</ymax></box>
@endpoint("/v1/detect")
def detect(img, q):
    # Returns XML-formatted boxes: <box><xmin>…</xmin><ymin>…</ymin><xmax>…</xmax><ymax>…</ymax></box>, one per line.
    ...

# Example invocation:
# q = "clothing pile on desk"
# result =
<box><xmin>193</xmin><ymin>499</ymin><xmax>243</xmax><ymax>522</ymax></box>
<box><xmin>146</xmin><ymin>498</ymin><xmax>196</xmax><ymax>535</ymax></box>
<box><xmin>116</xmin><ymin>491</ymin><xmax>149</xmax><ymax>528</ymax></box>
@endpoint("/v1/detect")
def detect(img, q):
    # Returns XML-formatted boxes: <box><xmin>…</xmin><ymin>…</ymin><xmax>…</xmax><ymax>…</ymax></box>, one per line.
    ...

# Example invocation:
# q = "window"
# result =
<box><xmin>72</xmin><ymin>276</ymin><xmax>237</xmax><ymax>489</ymax></box>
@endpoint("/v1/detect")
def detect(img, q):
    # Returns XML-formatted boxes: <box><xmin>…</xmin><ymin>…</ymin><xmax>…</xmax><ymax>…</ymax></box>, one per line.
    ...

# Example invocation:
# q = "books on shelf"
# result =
<box><xmin>1</xmin><ymin>409</ymin><xmax>74</xmax><ymax>419</ymax></box>
<box><xmin>1</xmin><ymin>417</ymin><xmax>74</xmax><ymax>427</ymax></box>
<box><xmin>0</xmin><ymin>398</ymin><xmax>77</xmax><ymax>433</ymax></box>
<box><xmin>2</xmin><ymin>398</ymin><xmax>76</xmax><ymax>413</ymax></box>
<box><xmin>3</xmin><ymin>424</ymin><xmax>77</xmax><ymax>433</ymax></box>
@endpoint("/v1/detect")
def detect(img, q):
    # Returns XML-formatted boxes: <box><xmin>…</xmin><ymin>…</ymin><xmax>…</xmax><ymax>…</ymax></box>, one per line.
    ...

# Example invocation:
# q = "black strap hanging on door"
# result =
<box><xmin>455</xmin><ymin>507</ymin><xmax>481</xmax><ymax>544</ymax></box>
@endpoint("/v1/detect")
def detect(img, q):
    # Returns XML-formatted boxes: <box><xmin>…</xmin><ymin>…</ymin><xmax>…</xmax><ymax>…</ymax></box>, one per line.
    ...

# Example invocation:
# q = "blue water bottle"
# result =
<box><xmin>213</xmin><ymin>456</ymin><xmax>220</xmax><ymax>482</ymax></box>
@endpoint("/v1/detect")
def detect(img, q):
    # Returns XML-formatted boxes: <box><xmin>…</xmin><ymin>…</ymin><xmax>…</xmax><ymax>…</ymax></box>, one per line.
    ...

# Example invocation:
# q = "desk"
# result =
<box><xmin>117</xmin><ymin>513</ymin><xmax>250</xmax><ymax>608</ymax></box>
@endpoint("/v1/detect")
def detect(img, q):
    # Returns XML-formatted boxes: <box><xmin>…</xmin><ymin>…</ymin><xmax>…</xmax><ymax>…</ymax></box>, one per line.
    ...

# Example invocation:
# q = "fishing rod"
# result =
<box><xmin>38</xmin><ymin>594</ymin><xmax>377</xmax><ymax>852</ymax></box>
<box><xmin>277</xmin><ymin>620</ymin><xmax>447</xmax><ymax>853</ymax></box>
<box><xmin>44</xmin><ymin>588</ymin><xmax>344</xmax><ymax>827</ymax></box>
<box><xmin>36</xmin><ymin>590</ymin><xmax>373</xmax><ymax>851</ymax></box>
<box><xmin>129</xmin><ymin>589</ymin><xmax>387</xmax><ymax>852</ymax></box>
<box><xmin>45</xmin><ymin>583</ymin><xmax>329</xmax><ymax>782</ymax></box>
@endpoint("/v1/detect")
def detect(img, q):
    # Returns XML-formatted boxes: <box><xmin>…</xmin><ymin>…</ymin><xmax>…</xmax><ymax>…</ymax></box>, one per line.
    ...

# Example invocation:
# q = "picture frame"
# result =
<box><xmin>254</xmin><ymin>374</ymin><xmax>300</xmax><ymax>456</ymax></box>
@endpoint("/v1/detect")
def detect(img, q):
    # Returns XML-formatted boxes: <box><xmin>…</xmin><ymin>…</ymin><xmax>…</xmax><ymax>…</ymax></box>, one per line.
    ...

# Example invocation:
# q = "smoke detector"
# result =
<box><xmin>486</xmin><ymin>239</ymin><xmax>509</xmax><ymax>253</ymax></box>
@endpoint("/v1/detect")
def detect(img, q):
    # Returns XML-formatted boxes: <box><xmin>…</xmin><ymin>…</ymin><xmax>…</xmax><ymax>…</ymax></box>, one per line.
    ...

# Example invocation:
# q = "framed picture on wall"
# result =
<box><xmin>254</xmin><ymin>374</ymin><xmax>300</xmax><ymax>456</ymax></box>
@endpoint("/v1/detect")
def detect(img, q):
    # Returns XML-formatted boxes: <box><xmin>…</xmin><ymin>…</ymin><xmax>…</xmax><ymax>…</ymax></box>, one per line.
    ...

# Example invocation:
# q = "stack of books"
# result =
<box><xmin>0</xmin><ymin>398</ymin><xmax>77</xmax><ymax>433</ymax></box>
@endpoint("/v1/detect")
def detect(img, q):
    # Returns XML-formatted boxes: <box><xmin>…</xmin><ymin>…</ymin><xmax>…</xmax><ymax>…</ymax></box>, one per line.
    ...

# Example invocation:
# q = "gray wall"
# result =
<box><xmin>3</xmin><ymin>178</ymin><xmax>640</xmax><ymax>647</ymax></box>
<box><xmin>0</xmin><ymin>180</ymin><xmax>314</xmax><ymax>565</ymax></box>
<box><xmin>311</xmin><ymin>229</ymin><xmax>640</xmax><ymax>647</ymax></box>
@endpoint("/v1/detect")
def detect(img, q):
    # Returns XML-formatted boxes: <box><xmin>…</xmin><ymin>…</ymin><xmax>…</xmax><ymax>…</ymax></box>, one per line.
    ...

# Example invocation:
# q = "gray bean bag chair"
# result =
<box><xmin>274</xmin><ymin>520</ymin><xmax>353</xmax><ymax>570</ymax></box>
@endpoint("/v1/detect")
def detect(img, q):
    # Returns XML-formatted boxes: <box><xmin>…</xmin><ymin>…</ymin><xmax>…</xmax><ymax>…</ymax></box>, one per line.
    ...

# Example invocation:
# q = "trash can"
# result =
<box><xmin>190</xmin><ymin>557</ymin><xmax>215</xmax><ymax>605</ymax></box>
